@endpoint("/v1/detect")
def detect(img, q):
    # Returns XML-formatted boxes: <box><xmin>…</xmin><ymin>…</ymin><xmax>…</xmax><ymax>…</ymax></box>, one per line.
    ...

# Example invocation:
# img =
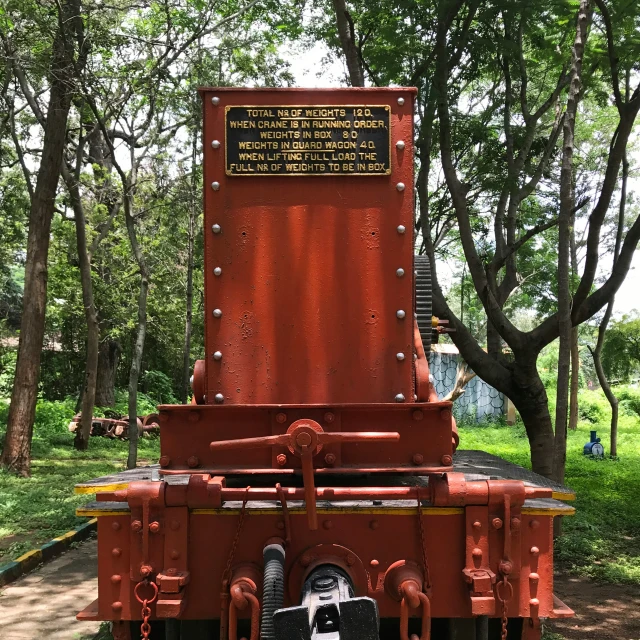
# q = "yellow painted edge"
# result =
<box><xmin>15</xmin><ymin>549</ymin><xmax>43</xmax><ymax>564</ymax></box>
<box><xmin>53</xmin><ymin>530</ymin><xmax>77</xmax><ymax>543</ymax></box>
<box><xmin>74</xmin><ymin>482</ymin><xmax>130</xmax><ymax>495</ymax></box>
<box><xmin>552</xmin><ymin>491</ymin><xmax>575</xmax><ymax>501</ymax></box>
<box><xmin>523</xmin><ymin>507</ymin><xmax>575</xmax><ymax>517</ymax></box>
<box><xmin>76</xmin><ymin>509</ymin><xmax>127</xmax><ymax>517</ymax></box>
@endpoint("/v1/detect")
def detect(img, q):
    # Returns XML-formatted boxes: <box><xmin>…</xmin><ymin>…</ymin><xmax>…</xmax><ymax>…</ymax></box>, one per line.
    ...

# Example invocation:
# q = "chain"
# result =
<box><xmin>496</xmin><ymin>575</ymin><xmax>513</xmax><ymax>640</ymax></box>
<box><xmin>222</xmin><ymin>486</ymin><xmax>251</xmax><ymax>585</ymax></box>
<box><xmin>134</xmin><ymin>579</ymin><xmax>158</xmax><ymax>640</ymax></box>
<box><xmin>416</xmin><ymin>487</ymin><xmax>432</xmax><ymax>592</ymax></box>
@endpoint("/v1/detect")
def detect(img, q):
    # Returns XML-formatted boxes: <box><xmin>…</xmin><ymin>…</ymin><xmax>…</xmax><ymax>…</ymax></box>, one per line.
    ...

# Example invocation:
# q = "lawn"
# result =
<box><xmin>0</xmin><ymin>398</ymin><xmax>160</xmax><ymax>563</ymax></box>
<box><xmin>1</xmin><ymin>391</ymin><xmax>639</xmax><ymax>586</ymax></box>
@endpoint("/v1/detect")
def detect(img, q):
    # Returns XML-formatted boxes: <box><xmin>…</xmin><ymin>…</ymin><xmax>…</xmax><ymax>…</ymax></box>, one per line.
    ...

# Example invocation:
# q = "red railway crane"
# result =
<box><xmin>75</xmin><ymin>88</ymin><xmax>574</xmax><ymax>640</ymax></box>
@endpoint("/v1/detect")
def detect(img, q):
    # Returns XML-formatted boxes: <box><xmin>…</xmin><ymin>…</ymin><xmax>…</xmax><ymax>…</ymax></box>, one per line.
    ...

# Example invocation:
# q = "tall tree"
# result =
<box><xmin>0</xmin><ymin>0</ymin><xmax>81</xmax><ymax>475</ymax></box>
<box><xmin>321</xmin><ymin>0</ymin><xmax>640</xmax><ymax>477</ymax></box>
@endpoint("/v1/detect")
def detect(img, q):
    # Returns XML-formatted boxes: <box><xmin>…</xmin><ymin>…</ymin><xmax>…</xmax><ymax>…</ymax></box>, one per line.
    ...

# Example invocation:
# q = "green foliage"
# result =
<box><xmin>601</xmin><ymin>314</ymin><xmax>640</xmax><ymax>383</ymax></box>
<box><xmin>616</xmin><ymin>385</ymin><xmax>640</xmax><ymax>418</ymax></box>
<box><xmin>0</xmin><ymin>397</ymin><xmax>160</xmax><ymax>563</ymax></box>
<box><xmin>460</xmin><ymin>392</ymin><xmax>640</xmax><ymax>586</ymax></box>
<box><xmin>140</xmin><ymin>370</ymin><xmax>178</xmax><ymax>405</ymax></box>
<box><xmin>576</xmin><ymin>389</ymin><xmax>608</xmax><ymax>424</ymax></box>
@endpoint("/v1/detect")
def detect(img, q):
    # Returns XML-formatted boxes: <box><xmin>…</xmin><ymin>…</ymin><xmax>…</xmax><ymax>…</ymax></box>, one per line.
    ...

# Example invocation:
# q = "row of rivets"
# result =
<box><xmin>210</xmin><ymin>94</ymin><xmax>410</xmax><ymax>404</ymax></box>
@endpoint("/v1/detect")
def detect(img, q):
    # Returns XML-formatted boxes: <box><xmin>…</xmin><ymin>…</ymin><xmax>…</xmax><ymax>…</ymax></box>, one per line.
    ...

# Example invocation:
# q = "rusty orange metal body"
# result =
<box><xmin>77</xmin><ymin>89</ymin><xmax>573</xmax><ymax>640</ymax></box>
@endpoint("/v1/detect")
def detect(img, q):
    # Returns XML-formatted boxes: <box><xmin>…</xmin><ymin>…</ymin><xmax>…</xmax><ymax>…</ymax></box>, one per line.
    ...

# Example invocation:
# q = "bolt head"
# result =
<box><xmin>346</xmin><ymin>554</ymin><xmax>356</xmax><ymax>566</ymax></box>
<box><xmin>395</xmin><ymin>393</ymin><xmax>405</xmax><ymax>402</ymax></box>
<box><xmin>171</xmin><ymin>550</ymin><xmax>180</xmax><ymax>560</ymax></box>
<box><xmin>396</xmin><ymin>182</ymin><xmax>405</xmax><ymax>191</ymax></box>
<box><xmin>396</xmin><ymin>352</ymin><xmax>405</xmax><ymax>361</ymax></box>
<box><xmin>397</xmin><ymin>97</ymin><xmax>405</xmax><ymax>105</ymax></box>
<box><xmin>111</xmin><ymin>574</ymin><xmax>121</xmax><ymax>585</ymax></box>
<box><xmin>213</xmin><ymin>351</ymin><xmax>222</xmax><ymax>361</ymax></box>
<box><xmin>131</xmin><ymin>520</ymin><xmax>142</xmax><ymax>533</ymax></box>
<box><xmin>187</xmin><ymin>455</ymin><xmax>199</xmax><ymax>468</ymax></box>
<box><xmin>211</xmin><ymin>181</ymin><xmax>220</xmax><ymax>191</ymax></box>
<box><xmin>530</xmin><ymin>519</ymin><xmax>540</xmax><ymax>530</ymax></box>
<box><xmin>111</xmin><ymin>601</ymin><xmax>123</xmax><ymax>611</ymax></box>
<box><xmin>412</xmin><ymin>409</ymin><xmax>424</xmax><ymax>421</ymax></box>
<box><xmin>112</xmin><ymin>547</ymin><xmax>122</xmax><ymax>558</ymax></box>
<box><xmin>492</xmin><ymin>518</ymin><xmax>503</xmax><ymax>530</ymax></box>
<box><xmin>529</xmin><ymin>598</ymin><xmax>540</xmax><ymax>607</ymax></box>
<box><xmin>214</xmin><ymin>267</ymin><xmax>222</xmax><ymax>276</ymax></box>
<box><xmin>212</xmin><ymin>223</ymin><xmax>221</xmax><ymax>234</ymax></box>
<box><xmin>296</xmin><ymin>432</ymin><xmax>312</xmax><ymax>447</ymax></box>
<box><xmin>275</xmin><ymin>412</ymin><xmax>287</xmax><ymax>424</ymax></box>
<box><xmin>276</xmin><ymin>453</ymin><xmax>287</xmax><ymax>466</ymax></box>
<box><xmin>300</xmin><ymin>554</ymin><xmax>312</xmax><ymax>567</ymax></box>
<box><xmin>412</xmin><ymin>453</ymin><xmax>424</xmax><ymax>465</ymax></box>
<box><xmin>441</xmin><ymin>454</ymin><xmax>453</xmax><ymax>466</ymax></box>
<box><xmin>396</xmin><ymin>309</ymin><xmax>406</xmax><ymax>319</ymax></box>
<box><xmin>324</xmin><ymin>452</ymin><xmax>336</xmax><ymax>466</ymax></box>
<box><xmin>472</xmin><ymin>547</ymin><xmax>482</xmax><ymax>559</ymax></box>
<box><xmin>396</xmin><ymin>268</ymin><xmax>405</xmax><ymax>277</ymax></box>
<box><xmin>511</xmin><ymin>517</ymin><xmax>521</xmax><ymax>530</ymax></box>
<box><xmin>214</xmin><ymin>393</ymin><xmax>224</xmax><ymax>403</ymax></box>
<box><xmin>112</xmin><ymin>521</ymin><xmax>121</xmax><ymax>531</ymax></box>
<box><xmin>370</xmin><ymin>559</ymin><xmax>379</xmax><ymax>566</ymax></box>
<box><xmin>213</xmin><ymin>308</ymin><xmax>222</xmax><ymax>318</ymax></box>
<box><xmin>159</xmin><ymin>455</ymin><xmax>171</xmax><ymax>468</ymax></box>
<box><xmin>211</xmin><ymin>96</ymin><xmax>220</xmax><ymax>105</ymax></box>
<box><xmin>529</xmin><ymin>572</ymin><xmax>539</xmax><ymax>583</ymax></box>
<box><xmin>440</xmin><ymin>409</ymin><xmax>452</xmax><ymax>421</ymax></box>
<box><xmin>324</xmin><ymin>411</ymin><xmax>335</xmax><ymax>423</ymax></box>
<box><xmin>166</xmin><ymin>568</ymin><xmax>177</xmax><ymax>576</ymax></box>
<box><xmin>396</xmin><ymin>140</ymin><xmax>405</xmax><ymax>150</ymax></box>
<box><xmin>323</xmin><ymin>520</ymin><xmax>333</xmax><ymax>530</ymax></box>
<box><xmin>530</xmin><ymin>546</ymin><xmax>540</xmax><ymax>557</ymax></box>
<box><xmin>397</xmin><ymin>224</ymin><xmax>406</xmax><ymax>234</ymax></box>
<box><xmin>149</xmin><ymin>521</ymin><xmax>160</xmax><ymax>533</ymax></box>
<box><xmin>211</xmin><ymin>139</ymin><xmax>221</xmax><ymax>148</ymax></box>
<box><xmin>499</xmin><ymin>560</ymin><xmax>513</xmax><ymax>575</ymax></box>
<box><xmin>140</xmin><ymin>564</ymin><xmax>153</xmax><ymax>577</ymax></box>
<box><xmin>472</xmin><ymin>520</ymin><xmax>482</xmax><ymax>530</ymax></box>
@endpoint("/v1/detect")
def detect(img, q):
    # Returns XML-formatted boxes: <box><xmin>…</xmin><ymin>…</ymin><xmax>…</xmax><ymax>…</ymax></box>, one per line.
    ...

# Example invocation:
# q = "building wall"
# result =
<box><xmin>428</xmin><ymin>351</ymin><xmax>506</xmax><ymax>422</ymax></box>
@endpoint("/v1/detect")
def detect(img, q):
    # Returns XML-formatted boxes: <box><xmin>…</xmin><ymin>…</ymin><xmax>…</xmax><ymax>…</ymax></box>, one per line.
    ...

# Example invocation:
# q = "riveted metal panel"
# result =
<box><xmin>200</xmin><ymin>88</ymin><xmax>416</xmax><ymax>405</ymax></box>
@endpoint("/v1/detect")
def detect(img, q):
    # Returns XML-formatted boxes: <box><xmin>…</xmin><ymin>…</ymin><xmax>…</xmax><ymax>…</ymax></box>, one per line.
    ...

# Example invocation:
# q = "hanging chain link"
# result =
<box><xmin>416</xmin><ymin>487</ymin><xmax>432</xmax><ymax>592</ymax></box>
<box><xmin>496</xmin><ymin>575</ymin><xmax>513</xmax><ymax>640</ymax></box>
<box><xmin>222</xmin><ymin>486</ymin><xmax>251</xmax><ymax>586</ymax></box>
<box><xmin>134</xmin><ymin>579</ymin><xmax>158</xmax><ymax>639</ymax></box>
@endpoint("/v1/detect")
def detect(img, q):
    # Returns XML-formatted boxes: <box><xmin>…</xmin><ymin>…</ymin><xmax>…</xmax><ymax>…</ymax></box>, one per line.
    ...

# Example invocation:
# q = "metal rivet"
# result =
<box><xmin>472</xmin><ymin>547</ymin><xmax>482</xmax><ymax>559</ymax></box>
<box><xmin>530</xmin><ymin>546</ymin><xmax>540</xmax><ymax>557</ymax></box>
<box><xmin>472</xmin><ymin>521</ymin><xmax>482</xmax><ymax>530</ymax></box>
<box><xmin>213</xmin><ymin>351</ymin><xmax>222</xmax><ymax>361</ymax></box>
<box><xmin>397</xmin><ymin>97</ymin><xmax>405</xmax><ymax>106</ymax></box>
<box><xmin>414</xmin><ymin>394</ymin><xmax>418</xmax><ymax>401</ymax></box>
<box><xmin>159</xmin><ymin>455</ymin><xmax>171</xmax><ymax>468</ymax></box>
<box><xmin>324</xmin><ymin>453</ymin><xmax>336</xmax><ymax>466</ymax></box>
<box><xmin>112</xmin><ymin>601</ymin><xmax>123</xmax><ymax>611</ymax></box>
<box><xmin>396</xmin><ymin>353</ymin><xmax>405</xmax><ymax>361</ymax></box>
<box><xmin>395</xmin><ymin>393</ymin><xmax>405</xmax><ymax>402</ymax></box>
<box><xmin>396</xmin><ymin>140</ymin><xmax>405</xmax><ymax>150</ymax></box>
<box><xmin>412</xmin><ymin>453</ymin><xmax>424</xmax><ymax>465</ymax></box>
<box><xmin>171</xmin><ymin>550</ymin><xmax>180</xmax><ymax>560</ymax></box>
<box><xmin>213</xmin><ymin>308</ymin><xmax>222</xmax><ymax>318</ymax></box>
<box><xmin>397</xmin><ymin>225</ymin><xmax>406</xmax><ymax>234</ymax></box>
<box><xmin>187</xmin><ymin>456</ymin><xmax>199</xmax><ymax>469</ymax></box>
<box><xmin>276</xmin><ymin>412</ymin><xmax>287</xmax><ymax>424</ymax></box>
<box><xmin>396</xmin><ymin>182</ymin><xmax>405</xmax><ymax>191</ymax></box>
<box><xmin>211</xmin><ymin>181</ymin><xmax>220</xmax><ymax>191</ymax></box>
<box><xmin>215</xmin><ymin>393</ymin><xmax>224</xmax><ymax>403</ymax></box>
<box><xmin>211</xmin><ymin>96</ymin><xmax>220</xmax><ymax>105</ymax></box>
<box><xmin>214</xmin><ymin>267</ymin><xmax>222</xmax><ymax>276</ymax></box>
<box><xmin>413</xmin><ymin>353</ymin><xmax>418</xmax><ymax>360</ymax></box>
<box><xmin>370</xmin><ymin>519</ymin><xmax>379</xmax><ymax>530</ymax></box>
<box><xmin>323</xmin><ymin>520</ymin><xmax>333</xmax><ymax>530</ymax></box>
<box><xmin>112</xmin><ymin>547</ymin><xmax>121</xmax><ymax>558</ymax></box>
<box><xmin>211</xmin><ymin>139</ymin><xmax>220</xmax><ymax>149</ymax></box>
<box><xmin>412</xmin><ymin>410</ymin><xmax>423</xmax><ymax>421</ymax></box>
<box><xmin>212</xmin><ymin>224</ymin><xmax>221</xmax><ymax>234</ymax></box>
<box><xmin>396</xmin><ymin>268</ymin><xmax>405</xmax><ymax>277</ymax></box>
<box><xmin>396</xmin><ymin>310</ymin><xmax>406</xmax><ymax>319</ymax></box>
<box><xmin>276</xmin><ymin>453</ymin><xmax>287</xmax><ymax>466</ymax></box>
<box><xmin>111</xmin><ymin>574</ymin><xmax>121</xmax><ymax>584</ymax></box>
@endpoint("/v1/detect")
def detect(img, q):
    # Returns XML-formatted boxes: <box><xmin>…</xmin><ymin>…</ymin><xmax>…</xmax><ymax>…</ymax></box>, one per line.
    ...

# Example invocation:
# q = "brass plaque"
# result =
<box><xmin>225</xmin><ymin>105</ymin><xmax>391</xmax><ymax>176</ymax></box>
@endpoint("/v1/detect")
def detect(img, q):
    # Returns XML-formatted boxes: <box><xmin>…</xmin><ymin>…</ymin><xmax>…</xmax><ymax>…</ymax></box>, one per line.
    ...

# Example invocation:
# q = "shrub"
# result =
<box><xmin>140</xmin><ymin>370</ymin><xmax>178</xmax><ymax>405</ymax></box>
<box><xmin>615</xmin><ymin>385</ymin><xmax>640</xmax><ymax>418</ymax></box>
<box><xmin>577</xmin><ymin>389</ymin><xmax>609</xmax><ymax>424</ymax></box>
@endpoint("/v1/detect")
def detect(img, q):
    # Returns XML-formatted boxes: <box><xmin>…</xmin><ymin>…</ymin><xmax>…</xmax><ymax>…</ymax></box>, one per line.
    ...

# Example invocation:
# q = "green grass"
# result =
<box><xmin>0</xmin><ymin>398</ymin><xmax>160</xmax><ymax>563</ymax></box>
<box><xmin>458</xmin><ymin>401</ymin><xmax>640</xmax><ymax>586</ymax></box>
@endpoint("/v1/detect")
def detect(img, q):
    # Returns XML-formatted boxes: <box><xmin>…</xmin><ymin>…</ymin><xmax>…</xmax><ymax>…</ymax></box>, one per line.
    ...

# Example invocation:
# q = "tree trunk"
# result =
<box><xmin>96</xmin><ymin>339</ymin><xmax>120</xmax><ymax>407</ymax></box>
<box><xmin>569</xmin><ymin>327</ymin><xmax>580</xmax><ymax>430</ymax></box>
<box><xmin>553</xmin><ymin>0</ymin><xmax>590</xmax><ymax>485</ymax></box>
<box><xmin>331</xmin><ymin>0</ymin><xmax>365</xmax><ymax>87</ymax></box>
<box><xmin>0</xmin><ymin>3</ymin><xmax>76</xmax><ymax>476</ymax></box>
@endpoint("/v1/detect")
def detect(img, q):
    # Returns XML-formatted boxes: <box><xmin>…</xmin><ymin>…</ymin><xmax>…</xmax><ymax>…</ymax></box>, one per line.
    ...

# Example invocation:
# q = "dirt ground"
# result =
<box><xmin>549</xmin><ymin>573</ymin><xmax>640</xmax><ymax>640</ymax></box>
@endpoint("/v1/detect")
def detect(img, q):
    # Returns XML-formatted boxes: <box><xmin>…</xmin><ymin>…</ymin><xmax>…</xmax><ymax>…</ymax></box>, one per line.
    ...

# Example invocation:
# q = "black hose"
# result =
<box><xmin>260</xmin><ymin>542</ymin><xmax>286</xmax><ymax>640</ymax></box>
